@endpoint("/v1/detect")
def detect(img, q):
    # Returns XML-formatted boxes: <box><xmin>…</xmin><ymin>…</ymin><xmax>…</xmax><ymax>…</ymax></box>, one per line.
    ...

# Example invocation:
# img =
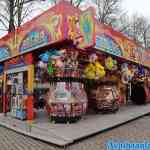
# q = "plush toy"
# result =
<box><xmin>54</xmin><ymin>58</ymin><xmax>64</xmax><ymax>68</ymax></box>
<box><xmin>39</xmin><ymin>49</ymin><xmax>65</xmax><ymax>62</ymax></box>
<box><xmin>121</xmin><ymin>72</ymin><xmax>129</xmax><ymax>84</ymax></box>
<box><xmin>113</xmin><ymin>59</ymin><xmax>117</xmax><ymax>65</ymax></box>
<box><xmin>105</xmin><ymin>56</ymin><xmax>114</xmax><ymax>70</ymax></box>
<box><xmin>49</xmin><ymin>49</ymin><xmax>64</xmax><ymax>59</ymax></box>
<box><xmin>39</xmin><ymin>52</ymin><xmax>50</xmax><ymax>62</ymax></box>
<box><xmin>131</xmin><ymin>65</ymin><xmax>138</xmax><ymax>76</ymax></box>
<box><xmin>138</xmin><ymin>65</ymin><xmax>145</xmax><ymax>76</ymax></box>
<box><xmin>121</xmin><ymin>63</ymin><xmax>133</xmax><ymax>84</ymax></box>
<box><xmin>84</xmin><ymin>54</ymin><xmax>105</xmax><ymax>79</ymax></box>
<box><xmin>38</xmin><ymin>61</ymin><xmax>46</xmax><ymax>69</ymax></box>
<box><xmin>112</xmin><ymin>59</ymin><xmax>118</xmax><ymax>70</ymax></box>
<box><xmin>39</xmin><ymin>49</ymin><xmax>66</xmax><ymax>75</ymax></box>
<box><xmin>47</xmin><ymin>61</ymin><xmax>54</xmax><ymax>75</ymax></box>
<box><xmin>89</xmin><ymin>53</ymin><xmax>98</xmax><ymax>63</ymax></box>
<box><xmin>63</xmin><ymin>51</ymin><xmax>79</xmax><ymax>77</ymax></box>
<box><xmin>105</xmin><ymin>57</ymin><xmax>118</xmax><ymax>71</ymax></box>
<box><xmin>84</xmin><ymin>63</ymin><xmax>96</xmax><ymax>79</ymax></box>
<box><xmin>95</xmin><ymin>61</ymin><xmax>106</xmax><ymax>79</ymax></box>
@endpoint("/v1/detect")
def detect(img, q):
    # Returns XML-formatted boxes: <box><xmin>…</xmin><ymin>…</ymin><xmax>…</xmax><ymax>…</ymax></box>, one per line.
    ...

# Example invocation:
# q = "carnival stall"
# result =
<box><xmin>0</xmin><ymin>1</ymin><xmax>149</xmax><ymax>122</ymax></box>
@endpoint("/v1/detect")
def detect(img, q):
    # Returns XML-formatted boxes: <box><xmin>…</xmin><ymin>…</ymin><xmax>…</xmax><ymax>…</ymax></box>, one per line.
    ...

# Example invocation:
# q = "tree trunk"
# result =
<box><xmin>8</xmin><ymin>0</ymin><xmax>15</xmax><ymax>32</ymax></box>
<box><xmin>17</xmin><ymin>1</ymin><xmax>23</xmax><ymax>27</ymax></box>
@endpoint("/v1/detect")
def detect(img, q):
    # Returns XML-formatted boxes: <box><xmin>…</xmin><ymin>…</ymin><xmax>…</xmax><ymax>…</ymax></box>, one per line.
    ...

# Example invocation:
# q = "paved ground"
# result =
<box><xmin>1</xmin><ymin>115</ymin><xmax>150</xmax><ymax>150</ymax></box>
<box><xmin>1</xmin><ymin>104</ymin><xmax>150</xmax><ymax>146</ymax></box>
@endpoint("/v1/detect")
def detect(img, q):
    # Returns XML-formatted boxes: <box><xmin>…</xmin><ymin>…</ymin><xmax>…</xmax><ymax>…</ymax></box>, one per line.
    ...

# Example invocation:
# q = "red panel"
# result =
<box><xmin>26</xmin><ymin>95</ymin><xmax>34</xmax><ymax>120</ymax></box>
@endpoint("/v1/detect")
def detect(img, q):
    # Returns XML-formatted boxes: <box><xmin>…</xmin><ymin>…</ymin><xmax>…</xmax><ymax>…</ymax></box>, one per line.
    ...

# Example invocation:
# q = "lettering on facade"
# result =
<box><xmin>121</xmin><ymin>40</ymin><xmax>144</xmax><ymax>63</ymax></box>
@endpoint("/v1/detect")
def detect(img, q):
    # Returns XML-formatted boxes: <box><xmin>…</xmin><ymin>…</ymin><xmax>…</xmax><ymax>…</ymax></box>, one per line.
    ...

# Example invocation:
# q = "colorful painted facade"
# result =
<box><xmin>94</xmin><ymin>22</ymin><xmax>148</xmax><ymax>66</ymax></box>
<box><xmin>0</xmin><ymin>2</ymin><xmax>95</xmax><ymax>62</ymax></box>
<box><xmin>0</xmin><ymin>1</ymin><xmax>149</xmax><ymax>67</ymax></box>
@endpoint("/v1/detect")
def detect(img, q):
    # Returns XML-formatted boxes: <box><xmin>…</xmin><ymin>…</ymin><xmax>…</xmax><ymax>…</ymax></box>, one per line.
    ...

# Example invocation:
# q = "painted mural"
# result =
<box><xmin>20</xmin><ymin>27</ymin><xmax>49</xmax><ymax>52</ymax></box>
<box><xmin>0</xmin><ymin>46</ymin><xmax>11</xmax><ymax>61</ymax></box>
<box><xmin>95</xmin><ymin>34</ymin><xmax>123</xmax><ymax>56</ymax></box>
<box><xmin>133</xmin><ymin>47</ymin><xmax>143</xmax><ymax>63</ymax></box>
<box><xmin>19</xmin><ymin>13</ymin><xmax>63</xmax><ymax>53</ymax></box>
<box><xmin>94</xmin><ymin>22</ymin><xmax>150</xmax><ymax>67</ymax></box>
<box><xmin>142</xmin><ymin>51</ymin><xmax>150</xmax><ymax>67</ymax></box>
<box><xmin>79</xmin><ymin>9</ymin><xmax>95</xmax><ymax>48</ymax></box>
<box><xmin>48</xmin><ymin>15</ymin><xmax>62</xmax><ymax>41</ymax></box>
<box><xmin>0</xmin><ymin>4</ymin><xmax>64</xmax><ymax>62</ymax></box>
<box><xmin>0</xmin><ymin>2</ymin><xmax>95</xmax><ymax>63</ymax></box>
<box><xmin>66</xmin><ymin>8</ymin><xmax>95</xmax><ymax>49</ymax></box>
<box><xmin>67</xmin><ymin>15</ymin><xmax>80</xmax><ymax>40</ymax></box>
<box><xmin>119</xmin><ymin>39</ymin><xmax>144</xmax><ymax>63</ymax></box>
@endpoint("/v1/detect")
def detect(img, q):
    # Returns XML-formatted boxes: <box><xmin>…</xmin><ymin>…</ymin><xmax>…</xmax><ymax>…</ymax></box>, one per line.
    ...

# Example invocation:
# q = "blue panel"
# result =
<box><xmin>20</xmin><ymin>29</ymin><xmax>49</xmax><ymax>52</ymax></box>
<box><xmin>0</xmin><ymin>47</ymin><xmax>10</xmax><ymax>60</ymax></box>
<box><xmin>95</xmin><ymin>34</ymin><xmax>122</xmax><ymax>57</ymax></box>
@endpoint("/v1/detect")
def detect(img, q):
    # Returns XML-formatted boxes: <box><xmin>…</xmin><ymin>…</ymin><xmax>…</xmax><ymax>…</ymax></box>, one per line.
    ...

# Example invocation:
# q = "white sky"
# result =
<box><xmin>122</xmin><ymin>0</ymin><xmax>150</xmax><ymax>17</ymax></box>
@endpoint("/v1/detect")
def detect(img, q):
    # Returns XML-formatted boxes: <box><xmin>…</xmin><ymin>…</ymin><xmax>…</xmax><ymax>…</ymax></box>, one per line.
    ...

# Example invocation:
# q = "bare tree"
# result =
<box><xmin>93</xmin><ymin>0</ymin><xmax>123</xmax><ymax>25</ymax></box>
<box><xmin>110</xmin><ymin>12</ymin><xmax>130</xmax><ymax>33</ymax></box>
<box><xmin>124</xmin><ymin>14</ymin><xmax>150</xmax><ymax>49</ymax></box>
<box><xmin>0</xmin><ymin>0</ymin><xmax>86</xmax><ymax>33</ymax></box>
<box><xmin>109</xmin><ymin>11</ymin><xmax>150</xmax><ymax>49</ymax></box>
<box><xmin>0</xmin><ymin>0</ymin><xmax>41</xmax><ymax>32</ymax></box>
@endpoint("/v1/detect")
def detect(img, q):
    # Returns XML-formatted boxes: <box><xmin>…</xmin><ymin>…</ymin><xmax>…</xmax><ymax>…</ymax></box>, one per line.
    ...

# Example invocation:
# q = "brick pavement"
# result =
<box><xmin>67</xmin><ymin>116</ymin><xmax>150</xmax><ymax>150</ymax></box>
<box><xmin>0</xmin><ymin>116</ymin><xmax>150</xmax><ymax>150</ymax></box>
<box><xmin>0</xmin><ymin>127</ymin><xmax>60</xmax><ymax>150</ymax></box>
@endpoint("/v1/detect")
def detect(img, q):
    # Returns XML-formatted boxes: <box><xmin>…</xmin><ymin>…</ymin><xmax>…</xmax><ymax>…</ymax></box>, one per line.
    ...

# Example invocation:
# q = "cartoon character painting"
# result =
<box><xmin>49</xmin><ymin>15</ymin><xmax>62</xmax><ymax>41</ymax></box>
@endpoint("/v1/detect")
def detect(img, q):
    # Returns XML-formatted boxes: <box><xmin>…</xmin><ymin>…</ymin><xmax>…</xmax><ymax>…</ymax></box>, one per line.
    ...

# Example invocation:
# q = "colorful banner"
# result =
<box><xmin>95</xmin><ymin>22</ymin><xmax>149</xmax><ymax>67</ymax></box>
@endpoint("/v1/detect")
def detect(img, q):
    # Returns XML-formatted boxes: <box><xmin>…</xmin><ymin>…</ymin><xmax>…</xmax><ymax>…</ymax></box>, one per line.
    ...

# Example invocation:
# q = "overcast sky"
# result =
<box><xmin>0</xmin><ymin>0</ymin><xmax>150</xmax><ymax>37</ymax></box>
<box><xmin>122</xmin><ymin>0</ymin><xmax>150</xmax><ymax>17</ymax></box>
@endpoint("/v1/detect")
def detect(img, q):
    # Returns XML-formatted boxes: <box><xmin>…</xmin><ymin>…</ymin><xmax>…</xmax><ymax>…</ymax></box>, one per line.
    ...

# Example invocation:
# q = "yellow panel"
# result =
<box><xmin>27</xmin><ymin>65</ymin><xmax>34</xmax><ymax>93</ymax></box>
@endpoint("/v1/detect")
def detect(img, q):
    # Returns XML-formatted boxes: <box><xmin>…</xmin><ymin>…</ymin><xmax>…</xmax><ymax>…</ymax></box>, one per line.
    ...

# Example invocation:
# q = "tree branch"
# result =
<box><xmin>0</xmin><ymin>13</ymin><xmax>9</xmax><ymax>23</ymax></box>
<box><xmin>0</xmin><ymin>18</ymin><xmax>8</xmax><ymax>30</ymax></box>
